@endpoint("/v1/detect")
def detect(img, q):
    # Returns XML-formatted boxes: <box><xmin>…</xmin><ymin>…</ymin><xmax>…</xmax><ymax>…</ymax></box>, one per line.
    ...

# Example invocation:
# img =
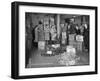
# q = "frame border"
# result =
<box><xmin>11</xmin><ymin>1</ymin><xmax>98</xmax><ymax>79</ymax></box>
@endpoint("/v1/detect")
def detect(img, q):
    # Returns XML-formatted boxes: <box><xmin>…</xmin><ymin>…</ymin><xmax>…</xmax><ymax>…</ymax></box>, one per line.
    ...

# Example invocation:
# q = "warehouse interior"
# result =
<box><xmin>25</xmin><ymin>12</ymin><xmax>89</xmax><ymax>68</ymax></box>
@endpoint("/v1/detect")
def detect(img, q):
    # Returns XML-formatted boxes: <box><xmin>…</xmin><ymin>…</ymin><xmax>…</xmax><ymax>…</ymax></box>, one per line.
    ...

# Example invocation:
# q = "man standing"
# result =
<box><xmin>68</xmin><ymin>18</ymin><xmax>76</xmax><ymax>47</ymax></box>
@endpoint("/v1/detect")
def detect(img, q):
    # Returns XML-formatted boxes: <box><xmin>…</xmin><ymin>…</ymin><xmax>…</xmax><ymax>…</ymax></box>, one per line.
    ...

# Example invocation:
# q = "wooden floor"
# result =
<box><xmin>26</xmin><ymin>47</ymin><xmax>89</xmax><ymax>68</ymax></box>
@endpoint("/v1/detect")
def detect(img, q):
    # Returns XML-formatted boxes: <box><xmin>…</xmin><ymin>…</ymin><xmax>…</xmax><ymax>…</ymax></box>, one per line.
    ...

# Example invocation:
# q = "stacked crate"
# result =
<box><xmin>68</xmin><ymin>34</ymin><xmax>76</xmax><ymax>48</ymax></box>
<box><xmin>44</xmin><ymin>16</ymin><xmax>50</xmax><ymax>41</ymax></box>
<box><xmin>62</xmin><ymin>32</ymin><xmax>67</xmax><ymax>44</ymax></box>
<box><xmin>61</xmin><ymin>24</ymin><xmax>67</xmax><ymax>45</ymax></box>
<box><xmin>76</xmin><ymin>35</ymin><xmax>83</xmax><ymax>51</ymax></box>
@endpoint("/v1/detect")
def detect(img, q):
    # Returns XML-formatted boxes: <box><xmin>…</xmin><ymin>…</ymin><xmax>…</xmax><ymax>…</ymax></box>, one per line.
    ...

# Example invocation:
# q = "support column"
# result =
<box><xmin>56</xmin><ymin>14</ymin><xmax>60</xmax><ymax>38</ymax></box>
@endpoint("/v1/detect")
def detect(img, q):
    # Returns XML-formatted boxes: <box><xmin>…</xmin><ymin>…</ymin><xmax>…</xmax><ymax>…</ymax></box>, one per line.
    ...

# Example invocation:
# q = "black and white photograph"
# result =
<box><xmin>25</xmin><ymin>13</ymin><xmax>90</xmax><ymax>68</ymax></box>
<box><xmin>11</xmin><ymin>1</ymin><xmax>97</xmax><ymax>79</ymax></box>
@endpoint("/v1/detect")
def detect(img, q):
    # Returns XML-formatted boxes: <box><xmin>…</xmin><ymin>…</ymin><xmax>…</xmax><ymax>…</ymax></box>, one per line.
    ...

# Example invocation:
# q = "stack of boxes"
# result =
<box><xmin>76</xmin><ymin>35</ymin><xmax>83</xmax><ymax>51</ymax></box>
<box><xmin>61</xmin><ymin>24</ymin><xmax>67</xmax><ymax>45</ymax></box>
<box><xmin>50</xmin><ymin>17</ymin><xmax>57</xmax><ymax>41</ymax></box>
<box><xmin>68</xmin><ymin>34</ymin><xmax>76</xmax><ymax>48</ymax></box>
<box><xmin>37</xmin><ymin>24</ymin><xmax>45</xmax><ymax>50</ymax></box>
<box><xmin>44</xmin><ymin>16</ymin><xmax>50</xmax><ymax>41</ymax></box>
<box><xmin>68</xmin><ymin>34</ymin><xmax>83</xmax><ymax>51</ymax></box>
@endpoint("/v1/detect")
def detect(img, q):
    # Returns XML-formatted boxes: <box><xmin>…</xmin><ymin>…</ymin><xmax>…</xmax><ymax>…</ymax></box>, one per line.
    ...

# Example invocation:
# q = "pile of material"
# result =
<box><xmin>58</xmin><ymin>46</ymin><xmax>80</xmax><ymax>66</ymax></box>
<box><xmin>41</xmin><ymin>44</ymin><xmax>61</xmax><ymax>56</ymax></box>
